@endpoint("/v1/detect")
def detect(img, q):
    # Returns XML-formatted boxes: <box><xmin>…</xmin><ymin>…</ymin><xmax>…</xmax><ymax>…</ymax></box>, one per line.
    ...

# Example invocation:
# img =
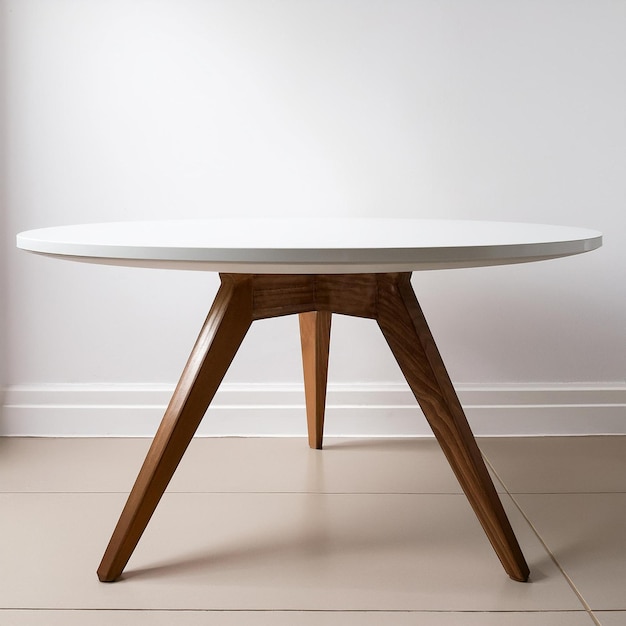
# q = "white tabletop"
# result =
<box><xmin>16</xmin><ymin>218</ymin><xmax>602</xmax><ymax>274</ymax></box>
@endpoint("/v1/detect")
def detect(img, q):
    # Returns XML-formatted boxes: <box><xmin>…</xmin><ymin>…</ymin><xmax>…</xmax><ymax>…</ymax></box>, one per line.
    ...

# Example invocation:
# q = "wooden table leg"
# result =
<box><xmin>375</xmin><ymin>274</ymin><xmax>530</xmax><ymax>582</ymax></box>
<box><xmin>299</xmin><ymin>311</ymin><xmax>332</xmax><ymax>450</ymax></box>
<box><xmin>96</xmin><ymin>272</ymin><xmax>528</xmax><ymax>583</ymax></box>
<box><xmin>97</xmin><ymin>275</ymin><xmax>253</xmax><ymax>582</ymax></box>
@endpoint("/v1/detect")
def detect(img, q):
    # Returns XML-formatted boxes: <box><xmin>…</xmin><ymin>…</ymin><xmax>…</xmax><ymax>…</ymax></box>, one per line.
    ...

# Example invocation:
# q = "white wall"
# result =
<box><xmin>1</xmin><ymin>0</ymin><xmax>9</xmax><ymax>403</ymax></box>
<box><xmin>2</xmin><ymin>1</ymin><xmax>625</xmax><ymax>435</ymax></box>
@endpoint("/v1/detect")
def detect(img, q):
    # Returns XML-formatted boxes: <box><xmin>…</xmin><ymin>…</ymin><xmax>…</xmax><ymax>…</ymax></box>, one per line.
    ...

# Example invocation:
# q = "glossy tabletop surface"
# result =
<box><xmin>16</xmin><ymin>218</ymin><xmax>602</xmax><ymax>273</ymax></box>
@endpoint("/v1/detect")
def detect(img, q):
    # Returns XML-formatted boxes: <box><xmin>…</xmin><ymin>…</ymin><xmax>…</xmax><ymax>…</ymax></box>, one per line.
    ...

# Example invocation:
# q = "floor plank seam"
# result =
<box><xmin>0</xmin><ymin>608</ymin><xmax>599</xmax><ymax>613</ymax></box>
<box><xmin>483</xmin><ymin>457</ymin><xmax>602</xmax><ymax>625</ymax></box>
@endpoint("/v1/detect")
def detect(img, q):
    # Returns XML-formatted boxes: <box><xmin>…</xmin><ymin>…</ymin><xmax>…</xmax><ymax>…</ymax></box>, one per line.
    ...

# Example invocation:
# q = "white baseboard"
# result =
<box><xmin>1</xmin><ymin>382</ymin><xmax>625</xmax><ymax>437</ymax></box>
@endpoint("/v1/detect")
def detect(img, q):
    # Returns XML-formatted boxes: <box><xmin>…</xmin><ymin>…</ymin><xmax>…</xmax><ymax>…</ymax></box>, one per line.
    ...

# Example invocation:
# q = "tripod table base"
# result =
<box><xmin>97</xmin><ymin>272</ymin><xmax>529</xmax><ymax>583</ymax></box>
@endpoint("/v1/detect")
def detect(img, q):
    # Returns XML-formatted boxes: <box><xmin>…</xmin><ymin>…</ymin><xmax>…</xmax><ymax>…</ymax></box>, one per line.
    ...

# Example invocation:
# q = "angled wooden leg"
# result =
<box><xmin>376</xmin><ymin>273</ymin><xmax>529</xmax><ymax>582</ymax></box>
<box><xmin>97</xmin><ymin>275</ymin><xmax>254</xmax><ymax>582</ymax></box>
<box><xmin>96</xmin><ymin>271</ymin><xmax>527</xmax><ymax>583</ymax></box>
<box><xmin>299</xmin><ymin>311</ymin><xmax>332</xmax><ymax>449</ymax></box>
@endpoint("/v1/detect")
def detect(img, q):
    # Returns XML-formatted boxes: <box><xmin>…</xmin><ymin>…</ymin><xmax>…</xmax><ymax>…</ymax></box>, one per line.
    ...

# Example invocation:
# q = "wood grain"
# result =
<box><xmin>97</xmin><ymin>271</ymin><xmax>529</xmax><ymax>583</ymax></box>
<box><xmin>299</xmin><ymin>311</ymin><xmax>332</xmax><ymax>450</ymax></box>
<box><xmin>97</xmin><ymin>275</ymin><xmax>254</xmax><ymax>582</ymax></box>
<box><xmin>250</xmin><ymin>274</ymin><xmax>377</xmax><ymax>320</ymax></box>
<box><xmin>375</xmin><ymin>273</ymin><xmax>529</xmax><ymax>582</ymax></box>
<box><xmin>251</xmin><ymin>274</ymin><xmax>316</xmax><ymax>319</ymax></box>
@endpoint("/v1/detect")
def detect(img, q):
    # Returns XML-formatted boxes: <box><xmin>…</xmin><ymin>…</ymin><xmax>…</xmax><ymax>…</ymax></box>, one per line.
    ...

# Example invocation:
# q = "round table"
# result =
<box><xmin>17</xmin><ymin>218</ymin><xmax>602</xmax><ymax>584</ymax></box>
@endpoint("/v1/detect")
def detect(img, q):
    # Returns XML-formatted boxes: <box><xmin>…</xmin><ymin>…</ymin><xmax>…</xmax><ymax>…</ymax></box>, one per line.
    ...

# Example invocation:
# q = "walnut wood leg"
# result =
<box><xmin>299</xmin><ymin>311</ymin><xmax>332</xmax><ymax>449</ymax></box>
<box><xmin>97</xmin><ymin>275</ymin><xmax>253</xmax><ymax>582</ymax></box>
<box><xmin>375</xmin><ymin>274</ymin><xmax>530</xmax><ymax>582</ymax></box>
<box><xmin>95</xmin><ymin>272</ymin><xmax>527</xmax><ymax>583</ymax></box>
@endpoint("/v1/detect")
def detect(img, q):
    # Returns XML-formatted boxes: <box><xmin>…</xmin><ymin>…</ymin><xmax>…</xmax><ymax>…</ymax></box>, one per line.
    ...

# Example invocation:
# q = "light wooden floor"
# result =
<box><xmin>1</xmin><ymin>435</ymin><xmax>625</xmax><ymax>625</ymax></box>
